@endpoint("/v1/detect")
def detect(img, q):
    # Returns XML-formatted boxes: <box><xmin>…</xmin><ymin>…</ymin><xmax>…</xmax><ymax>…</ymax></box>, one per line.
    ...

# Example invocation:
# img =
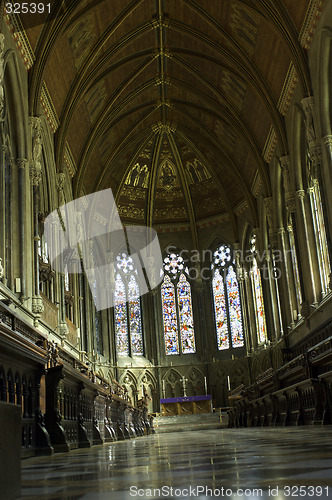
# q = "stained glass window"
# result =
<box><xmin>128</xmin><ymin>275</ymin><xmax>143</xmax><ymax>355</ymax></box>
<box><xmin>114</xmin><ymin>253</ymin><xmax>144</xmax><ymax>357</ymax></box>
<box><xmin>115</xmin><ymin>273</ymin><xmax>129</xmax><ymax>356</ymax></box>
<box><xmin>212</xmin><ymin>268</ymin><xmax>229</xmax><ymax>349</ymax></box>
<box><xmin>161</xmin><ymin>274</ymin><xmax>179</xmax><ymax>355</ymax></box>
<box><xmin>212</xmin><ymin>245</ymin><xmax>245</xmax><ymax>350</ymax></box>
<box><xmin>177</xmin><ymin>273</ymin><xmax>196</xmax><ymax>353</ymax></box>
<box><xmin>250</xmin><ymin>235</ymin><xmax>267</xmax><ymax>344</ymax></box>
<box><xmin>226</xmin><ymin>266</ymin><xmax>244</xmax><ymax>348</ymax></box>
<box><xmin>161</xmin><ymin>253</ymin><xmax>195</xmax><ymax>355</ymax></box>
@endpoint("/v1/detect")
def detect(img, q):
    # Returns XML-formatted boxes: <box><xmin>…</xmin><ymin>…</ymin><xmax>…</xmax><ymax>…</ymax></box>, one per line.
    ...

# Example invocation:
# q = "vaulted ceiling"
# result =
<box><xmin>18</xmin><ymin>0</ymin><xmax>318</xmax><ymax>241</ymax></box>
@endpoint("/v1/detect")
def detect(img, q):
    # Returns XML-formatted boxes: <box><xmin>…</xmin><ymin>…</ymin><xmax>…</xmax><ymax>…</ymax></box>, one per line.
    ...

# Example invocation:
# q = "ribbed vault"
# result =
<box><xmin>21</xmin><ymin>0</ymin><xmax>314</xmax><ymax>242</ymax></box>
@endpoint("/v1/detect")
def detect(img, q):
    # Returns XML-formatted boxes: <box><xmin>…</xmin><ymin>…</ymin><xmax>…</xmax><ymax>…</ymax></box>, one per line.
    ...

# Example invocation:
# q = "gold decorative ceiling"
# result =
<box><xmin>13</xmin><ymin>0</ymin><xmax>324</xmax><ymax>241</ymax></box>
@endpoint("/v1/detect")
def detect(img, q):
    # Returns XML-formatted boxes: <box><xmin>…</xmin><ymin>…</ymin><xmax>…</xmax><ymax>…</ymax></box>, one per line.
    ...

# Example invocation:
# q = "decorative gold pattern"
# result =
<box><xmin>299</xmin><ymin>0</ymin><xmax>327</xmax><ymax>50</ymax></box>
<box><xmin>4</xmin><ymin>12</ymin><xmax>35</xmax><ymax>69</ymax></box>
<box><xmin>263</xmin><ymin>127</ymin><xmax>277</xmax><ymax>164</ymax></box>
<box><xmin>64</xmin><ymin>143</ymin><xmax>77</xmax><ymax>178</ymax></box>
<box><xmin>251</xmin><ymin>171</ymin><xmax>262</xmax><ymax>198</ymax></box>
<box><xmin>40</xmin><ymin>84</ymin><xmax>60</xmax><ymax>133</ymax></box>
<box><xmin>277</xmin><ymin>63</ymin><xmax>299</xmax><ymax>116</ymax></box>
<box><xmin>118</xmin><ymin>205</ymin><xmax>144</xmax><ymax>219</ymax></box>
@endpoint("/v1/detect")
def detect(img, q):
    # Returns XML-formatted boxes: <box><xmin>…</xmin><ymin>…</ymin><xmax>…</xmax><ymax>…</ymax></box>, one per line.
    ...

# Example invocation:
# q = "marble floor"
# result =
<box><xmin>20</xmin><ymin>427</ymin><xmax>332</xmax><ymax>500</ymax></box>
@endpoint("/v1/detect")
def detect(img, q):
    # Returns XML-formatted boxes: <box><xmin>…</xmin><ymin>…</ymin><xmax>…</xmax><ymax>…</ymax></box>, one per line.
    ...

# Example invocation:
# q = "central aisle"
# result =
<box><xmin>21</xmin><ymin>427</ymin><xmax>332</xmax><ymax>499</ymax></box>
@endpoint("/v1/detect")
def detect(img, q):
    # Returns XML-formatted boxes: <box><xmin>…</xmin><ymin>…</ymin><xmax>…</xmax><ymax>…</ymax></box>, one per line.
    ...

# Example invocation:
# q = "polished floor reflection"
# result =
<box><xmin>20</xmin><ymin>427</ymin><xmax>332</xmax><ymax>499</ymax></box>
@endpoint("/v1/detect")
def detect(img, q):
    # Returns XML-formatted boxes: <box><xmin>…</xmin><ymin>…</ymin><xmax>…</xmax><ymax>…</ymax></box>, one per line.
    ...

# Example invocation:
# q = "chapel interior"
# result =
<box><xmin>1</xmin><ymin>0</ymin><xmax>332</xmax><ymax>499</ymax></box>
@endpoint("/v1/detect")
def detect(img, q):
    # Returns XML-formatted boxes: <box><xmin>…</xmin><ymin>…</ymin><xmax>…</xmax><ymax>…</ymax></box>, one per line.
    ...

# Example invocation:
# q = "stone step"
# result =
<box><xmin>154</xmin><ymin>412</ymin><xmax>229</xmax><ymax>433</ymax></box>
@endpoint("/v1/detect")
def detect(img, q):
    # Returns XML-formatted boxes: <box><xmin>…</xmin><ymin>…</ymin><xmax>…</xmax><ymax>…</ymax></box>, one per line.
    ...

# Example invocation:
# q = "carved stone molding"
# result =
<box><xmin>0</xmin><ymin>257</ymin><xmax>4</xmax><ymax>279</ymax></box>
<box><xmin>57</xmin><ymin>321</ymin><xmax>69</xmax><ymax>339</ymax></box>
<box><xmin>31</xmin><ymin>295</ymin><xmax>44</xmax><ymax>315</ymax></box>
<box><xmin>264</xmin><ymin>196</ymin><xmax>273</xmax><ymax>229</ymax></box>
<box><xmin>280</xmin><ymin>155</ymin><xmax>291</xmax><ymax>193</ymax></box>
<box><xmin>29</xmin><ymin>160</ymin><xmax>42</xmax><ymax>185</ymax></box>
<box><xmin>301</xmin><ymin>96</ymin><xmax>316</xmax><ymax>144</ymax></box>
<box><xmin>0</xmin><ymin>34</ymin><xmax>5</xmax><ymax>118</ymax></box>
<box><xmin>56</xmin><ymin>172</ymin><xmax>66</xmax><ymax>206</ymax></box>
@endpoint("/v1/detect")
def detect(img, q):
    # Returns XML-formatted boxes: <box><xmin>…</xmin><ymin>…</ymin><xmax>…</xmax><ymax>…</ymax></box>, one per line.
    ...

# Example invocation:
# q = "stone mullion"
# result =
<box><xmin>271</xmin><ymin>251</ymin><xmax>284</xmax><ymax>337</ymax></box>
<box><xmin>236</xmin><ymin>262</ymin><xmax>251</xmax><ymax>355</ymax></box>
<box><xmin>244</xmin><ymin>267</ymin><xmax>256</xmax><ymax>351</ymax></box>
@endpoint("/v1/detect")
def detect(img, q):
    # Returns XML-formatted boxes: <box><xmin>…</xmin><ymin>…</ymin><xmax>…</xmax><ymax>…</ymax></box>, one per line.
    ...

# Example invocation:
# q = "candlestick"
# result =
<box><xmin>204</xmin><ymin>376</ymin><xmax>207</xmax><ymax>395</ymax></box>
<box><xmin>227</xmin><ymin>375</ymin><xmax>231</xmax><ymax>391</ymax></box>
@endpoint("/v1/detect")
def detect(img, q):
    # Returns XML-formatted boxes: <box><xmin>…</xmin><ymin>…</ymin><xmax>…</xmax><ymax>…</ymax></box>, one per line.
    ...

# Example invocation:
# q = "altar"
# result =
<box><xmin>160</xmin><ymin>395</ymin><xmax>212</xmax><ymax>416</ymax></box>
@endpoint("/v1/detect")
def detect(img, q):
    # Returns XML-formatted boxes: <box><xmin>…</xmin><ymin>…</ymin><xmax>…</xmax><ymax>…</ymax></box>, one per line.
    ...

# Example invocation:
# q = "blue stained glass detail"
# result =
<box><xmin>161</xmin><ymin>274</ymin><xmax>179</xmax><ymax>355</ymax></box>
<box><xmin>115</xmin><ymin>273</ymin><xmax>129</xmax><ymax>356</ymax></box>
<box><xmin>226</xmin><ymin>266</ymin><xmax>244</xmax><ymax>348</ymax></box>
<box><xmin>177</xmin><ymin>273</ymin><xmax>196</xmax><ymax>354</ymax></box>
<box><xmin>128</xmin><ymin>275</ymin><xmax>143</xmax><ymax>355</ymax></box>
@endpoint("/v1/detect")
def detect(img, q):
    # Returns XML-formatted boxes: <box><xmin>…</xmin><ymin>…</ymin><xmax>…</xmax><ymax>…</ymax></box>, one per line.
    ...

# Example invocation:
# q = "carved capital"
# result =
<box><xmin>323</xmin><ymin>135</ymin><xmax>332</xmax><ymax>149</ymax></box>
<box><xmin>296</xmin><ymin>189</ymin><xmax>306</xmax><ymax>200</ymax></box>
<box><xmin>308</xmin><ymin>141</ymin><xmax>322</xmax><ymax>170</ymax></box>
<box><xmin>286</xmin><ymin>196</ymin><xmax>296</xmax><ymax>213</ymax></box>
<box><xmin>16</xmin><ymin>158</ymin><xmax>28</xmax><ymax>170</ymax></box>
<box><xmin>268</xmin><ymin>228</ymin><xmax>278</xmax><ymax>249</ymax></box>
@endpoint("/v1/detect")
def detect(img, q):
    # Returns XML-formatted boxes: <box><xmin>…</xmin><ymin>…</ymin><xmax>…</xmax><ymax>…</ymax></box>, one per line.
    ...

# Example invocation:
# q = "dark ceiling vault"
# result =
<box><xmin>21</xmin><ymin>0</ymin><xmax>315</xmax><ymax>241</ymax></box>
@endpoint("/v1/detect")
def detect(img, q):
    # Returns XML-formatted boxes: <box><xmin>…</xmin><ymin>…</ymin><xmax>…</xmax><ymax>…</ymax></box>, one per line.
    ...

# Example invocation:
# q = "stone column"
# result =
<box><xmin>278</xmin><ymin>227</ymin><xmax>296</xmax><ymax>327</ymax></box>
<box><xmin>264</xmin><ymin>197</ymin><xmax>281</xmax><ymax>338</ymax></box>
<box><xmin>0</xmin><ymin>34</ymin><xmax>5</xmax><ymax>120</ymax></box>
<box><xmin>286</xmin><ymin>200</ymin><xmax>302</xmax><ymax>318</ymax></box>
<box><xmin>297</xmin><ymin>189</ymin><xmax>318</xmax><ymax>306</ymax></box>
<box><xmin>0</xmin><ymin>144</ymin><xmax>7</xmax><ymax>285</ymax></box>
<box><xmin>243</xmin><ymin>267</ymin><xmax>256</xmax><ymax>351</ymax></box>
<box><xmin>29</xmin><ymin>117</ymin><xmax>44</xmax><ymax>325</ymax></box>
<box><xmin>17</xmin><ymin>158</ymin><xmax>28</xmax><ymax>302</ymax></box>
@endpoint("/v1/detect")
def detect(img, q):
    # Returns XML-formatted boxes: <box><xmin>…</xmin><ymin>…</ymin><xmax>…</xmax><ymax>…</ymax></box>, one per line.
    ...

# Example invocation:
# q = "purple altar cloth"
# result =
<box><xmin>160</xmin><ymin>395</ymin><xmax>212</xmax><ymax>403</ymax></box>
